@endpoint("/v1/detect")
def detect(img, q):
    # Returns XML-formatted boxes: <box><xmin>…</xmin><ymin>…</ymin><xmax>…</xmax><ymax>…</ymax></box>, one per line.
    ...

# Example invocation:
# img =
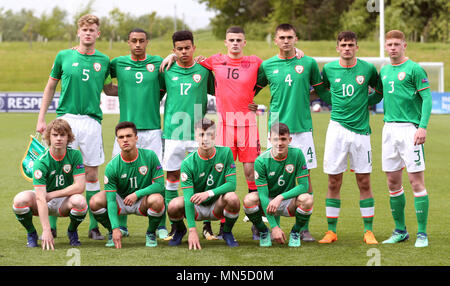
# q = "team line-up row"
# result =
<box><xmin>13</xmin><ymin>14</ymin><xmax>431</xmax><ymax>250</ymax></box>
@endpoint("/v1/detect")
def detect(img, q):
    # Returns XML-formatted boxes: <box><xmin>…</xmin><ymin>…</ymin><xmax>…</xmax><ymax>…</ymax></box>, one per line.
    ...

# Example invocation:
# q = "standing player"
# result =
<box><xmin>243</xmin><ymin>123</ymin><xmax>313</xmax><ymax>247</ymax></box>
<box><xmin>89</xmin><ymin>121</ymin><xmax>165</xmax><ymax>248</ymax></box>
<box><xmin>13</xmin><ymin>119</ymin><xmax>87</xmax><ymax>249</ymax></box>
<box><xmin>161</xmin><ymin>30</ymin><xmax>215</xmax><ymax>240</ymax></box>
<box><xmin>108</xmin><ymin>28</ymin><xmax>166</xmax><ymax>238</ymax></box>
<box><xmin>256</xmin><ymin>23</ymin><xmax>330</xmax><ymax>241</ymax></box>
<box><xmin>36</xmin><ymin>14</ymin><xmax>113</xmax><ymax>240</ymax></box>
<box><xmin>380</xmin><ymin>30</ymin><xmax>431</xmax><ymax>247</ymax></box>
<box><xmin>167</xmin><ymin>118</ymin><xmax>241</xmax><ymax>249</ymax></box>
<box><xmin>318</xmin><ymin>31</ymin><xmax>383</xmax><ymax>245</ymax></box>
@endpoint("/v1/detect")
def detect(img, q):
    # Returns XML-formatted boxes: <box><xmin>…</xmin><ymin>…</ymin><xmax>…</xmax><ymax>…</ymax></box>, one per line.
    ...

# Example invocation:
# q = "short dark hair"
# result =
<box><xmin>194</xmin><ymin>117</ymin><xmax>216</xmax><ymax>131</ymax></box>
<box><xmin>337</xmin><ymin>31</ymin><xmax>357</xmax><ymax>44</ymax></box>
<box><xmin>172</xmin><ymin>30</ymin><xmax>194</xmax><ymax>46</ymax></box>
<box><xmin>270</xmin><ymin>123</ymin><xmax>290</xmax><ymax>136</ymax></box>
<box><xmin>226</xmin><ymin>26</ymin><xmax>245</xmax><ymax>35</ymax></box>
<box><xmin>115</xmin><ymin>121</ymin><xmax>137</xmax><ymax>136</ymax></box>
<box><xmin>128</xmin><ymin>28</ymin><xmax>148</xmax><ymax>40</ymax></box>
<box><xmin>275</xmin><ymin>23</ymin><xmax>297</xmax><ymax>35</ymax></box>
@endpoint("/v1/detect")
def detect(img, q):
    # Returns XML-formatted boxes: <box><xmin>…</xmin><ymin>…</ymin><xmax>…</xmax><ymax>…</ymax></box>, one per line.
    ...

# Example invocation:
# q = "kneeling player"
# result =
<box><xmin>167</xmin><ymin>118</ymin><xmax>240</xmax><ymax>249</ymax></box>
<box><xmin>89</xmin><ymin>121</ymin><xmax>165</xmax><ymax>248</ymax></box>
<box><xmin>13</xmin><ymin>118</ymin><xmax>87</xmax><ymax>250</ymax></box>
<box><xmin>243</xmin><ymin>123</ymin><xmax>313</xmax><ymax>247</ymax></box>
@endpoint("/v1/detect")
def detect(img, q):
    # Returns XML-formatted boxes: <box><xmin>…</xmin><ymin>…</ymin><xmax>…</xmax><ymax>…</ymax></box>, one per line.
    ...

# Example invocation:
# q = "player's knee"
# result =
<box><xmin>13</xmin><ymin>190</ymin><xmax>33</xmax><ymax>207</ymax></box>
<box><xmin>297</xmin><ymin>193</ymin><xmax>313</xmax><ymax>210</ymax></box>
<box><xmin>147</xmin><ymin>193</ymin><xmax>164</xmax><ymax>211</ymax></box>
<box><xmin>89</xmin><ymin>191</ymin><xmax>105</xmax><ymax>211</ymax></box>
<box><xmin>71</xmin><ymin>194</ymin><xmax>87</xmax><ymax>209</ymax></box>
<box><xmin>224</xmin><ymin>192</ymin><xmax>240</xmax><ymax>208</ymax></box>
<box><xmin>243</xmin><ymin>192</ymin><xmax>259</xmax><ymax>208</ymax></box>
<box><xmin>167</xmin><ymin>197</ymin><xmax>184</xmax><ymax>218</ymax></box>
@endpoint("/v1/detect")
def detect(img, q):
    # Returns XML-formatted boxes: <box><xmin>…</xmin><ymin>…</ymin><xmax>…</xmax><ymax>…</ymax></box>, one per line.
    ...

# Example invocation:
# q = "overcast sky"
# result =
<box><xmin>0</xmin><ymin>0</ymin><xmax>216</xmax><ymax>30</ymax></box>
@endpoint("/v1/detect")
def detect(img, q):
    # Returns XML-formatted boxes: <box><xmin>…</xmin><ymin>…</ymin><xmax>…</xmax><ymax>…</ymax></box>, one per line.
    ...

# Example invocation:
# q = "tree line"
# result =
<box><xmin>200</xmin><ymin>0</ymin><xmax>449</xmax><ymax>42</ymax></box>
<box><xmin>0</xmin><ymin>1</ymin><xmax>188</xmax><ymax>44</ymax></box>
<box><xmin>0</xmin><ymin>0</ymin><xmax>448</xmax><ymax>43</ymax></box>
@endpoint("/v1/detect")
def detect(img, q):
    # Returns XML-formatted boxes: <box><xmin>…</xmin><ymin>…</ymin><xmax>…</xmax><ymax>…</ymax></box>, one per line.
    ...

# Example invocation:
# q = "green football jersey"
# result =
<box><xmin>104</xmin><ymin>148</ymin><xmax>164</xmax><ymax>229</ymax></box>
<box><xmin>380</xmin><ymin>59</ymin><xmax>432</xmax><ymax>129</ymax></box>
<box><xmin>322</xmin><ymin>59</ymin><xmax>382</xmax><ymax>135</ymax></box>
<box><xmin>162</xmin><ymin>62</ymin><xmax>215</xmax><ymax>140</ymax></box>
<box><xmin>180</xmin><ymin>146</ymin><xmax>237</xmax><ymax>228</ymax></box>
<box><xmin>257</xmin><ymin>55</ymin><xmax>323</xmax><ymax>133</ymax></box>
<box><xmin>254</xmin><ymin>147</ymin><xmax>309</xmax><ymax>227</ymax></box>
<box><xmin>104</xmin><ymin>148</ymin><xmax>164</xmax><ymax>199</ymax></box>
<box><xmin>50</xmin><ymin>49</ymin><xmax>110</xmax><ymax>123</ymax></box>
<box><xmin>33</xmin><ymin>148</ymin><xmax>85</xmax><ymax>192</ymax></box>
<box><xmin>110</xmin><ymin>54</ymin><xmax>165</xmax><ymax>130</ymax></box>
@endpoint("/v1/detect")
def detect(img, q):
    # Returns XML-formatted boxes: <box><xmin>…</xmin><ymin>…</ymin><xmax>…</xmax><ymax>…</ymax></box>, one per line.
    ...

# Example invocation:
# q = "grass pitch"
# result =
<box><xmin>0</xmin><ymin>112</ymin><xmax>449</xmax><ymax>266</ymax></box>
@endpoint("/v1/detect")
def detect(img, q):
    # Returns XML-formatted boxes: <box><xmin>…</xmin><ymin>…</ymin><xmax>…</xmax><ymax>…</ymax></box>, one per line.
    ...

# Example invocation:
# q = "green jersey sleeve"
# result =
<box><xmin>210</xmin><ymin>148</ymin><xmax>236</xmax><ymax>196</ymax></box>
<box><xmin>134</xmin><ymin>152</ymin><xmax>164</xmax><ymax>199</ymax></box>
<box><xmin>49</xmin><ymin>52</ymin><xmax>63</xmax><ymax>80</ymax></box>
<box><xmin>104</xmin><ymin>164</ymin><xmax>120</xmax><ymax>229</ymax></box>
<box><xmin>255</xmin><ymin>158</ymin><xmax>279</xmax><ymax>228</ymax></box>
<box><xmin>180</xmin><ymin>162</ymin><xmax>196</xmax><ymax>228</ymax></box>
<box><xmin>414</xmin><ymin>66</ymin><xmax>432</xmax><ymax>129</ymax></box>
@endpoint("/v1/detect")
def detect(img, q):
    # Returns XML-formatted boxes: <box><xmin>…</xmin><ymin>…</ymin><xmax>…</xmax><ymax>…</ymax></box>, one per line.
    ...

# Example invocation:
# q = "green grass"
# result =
<box><xmin>0</xmin><ymin>37</ymin><xmax>448</xmax><ymax>99</ymax></box>
<box><xmin>1</xmin><ymin>112</ymin><xmax>449</xmax><ymax>266</ymax></box>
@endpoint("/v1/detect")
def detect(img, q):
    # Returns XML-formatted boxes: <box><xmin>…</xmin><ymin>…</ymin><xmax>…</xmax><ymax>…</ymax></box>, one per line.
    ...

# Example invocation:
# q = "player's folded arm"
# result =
<box><xmin>281</xmin><ymin>175</ymin><xmax>309</xmax><ymax>200</ymax></box>
<box><xmin>134</xmin><ymin>175</ymin><xmax>165</xmax><ymax>199</ymax></box>
<box><xmin>209</xmin><ymin>173</ymin><xmax>237</xmax><ymax>197</ymax></box>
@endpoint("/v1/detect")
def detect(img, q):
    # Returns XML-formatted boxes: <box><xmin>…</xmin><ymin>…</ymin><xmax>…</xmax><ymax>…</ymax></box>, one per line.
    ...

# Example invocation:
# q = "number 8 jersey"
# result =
<box><xmin>50</xmin><ymin>49</ymin><xmax>110</xmax><ymax>123</ymax></box>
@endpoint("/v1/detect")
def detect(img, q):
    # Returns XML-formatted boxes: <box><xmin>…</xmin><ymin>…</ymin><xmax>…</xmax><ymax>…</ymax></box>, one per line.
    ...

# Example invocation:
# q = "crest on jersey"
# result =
<box><xmin>34</xmin><ymin>170</ymin><xmax>42</xmax><ymax>180</ymax></box>
<box><xmin>63</xmin><ymin>164</ymin><xmax>71</xmax><ymax>174</ymax></box>
<box><xmin>356</xmin><ymin>75</ymin><xmax>365</xmax><ymax>85</ymax></box>
<box><xmin>398</xmin><ymin>72</ymin><xmax>406</xmax><ymax>81</ymax></box>
<box><xmin>295</xmin><ymin>65</ymin><xmax>304</xmax><ymax>74</ymax></box>
<box><xmin>254</xmin><ymin>170</ymin><xmax>259</xmax><ymax>180</ymax></box>
<box><xmin>139</xmin><ymin>165</ymin><xmax>148</xmax><ymax>176</ymax></box>
<box><xmin>146</xmin><ymin>64</ymin><xmax>155</xmax><ymax>72</ymax></box>
<box><xmin>93</xmin><ymin>62</ymin><xmax>102</xmax><ymax>72</ymax></box>
<box><xmin>215</xmin><ymin>163</ymin><xmax>224</xmax><ymax>172</ymax></box>
<box><xmin>104</xmin><ymin>175</ymin><xmax>109</xmax><ymax>185</ymax></box>
<box><xmin>193</xmin><ymin>74</ymin><xmax>202</xmax><ymax>83</ymax></box>
<box><xmin>181</xmin><ymin>172</ymin><xmax>188</xmax><ymax>182</ymax></box>
<box><xmin>285</xmin><ymin>164</ymin><xmax>294</xmax><ymax>173</ymax></box>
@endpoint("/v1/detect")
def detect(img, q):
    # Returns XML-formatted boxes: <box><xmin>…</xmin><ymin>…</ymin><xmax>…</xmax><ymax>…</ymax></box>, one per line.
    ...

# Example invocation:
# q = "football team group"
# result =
<box><xmin>12</xmin><ymin>13</ymin><xmax>431</xmax><ymax>251</ymax></box>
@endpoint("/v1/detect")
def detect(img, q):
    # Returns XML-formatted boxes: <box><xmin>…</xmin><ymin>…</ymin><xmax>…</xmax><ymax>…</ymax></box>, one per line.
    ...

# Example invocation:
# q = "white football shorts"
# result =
<box><xmin>163</xmin><ymin>139</ymin><xmax>198</xmax><ymax>171</ymax></box>
<box><xmin>267</xmin><ymin>131</ymin><xmax>317</xmax><ymax>169</ymax></box>
<box><xmin>382</xmin><ymin>122</ymin><xmax>425</xmax><ymax>173</ymax></box>
<box><xmin>112</xmin><ymin>129</ymin><xmax>162</xmax><ymax>162</ymax></box>
<box><xmin>59</xmin><ymin>114</ymin><xmax>104</xmax><ymax>167</ymax></box>
<box><xmin>323</xmin><ymin>120</ymin><xmax>372</xmax><ymax>175</ymax></box>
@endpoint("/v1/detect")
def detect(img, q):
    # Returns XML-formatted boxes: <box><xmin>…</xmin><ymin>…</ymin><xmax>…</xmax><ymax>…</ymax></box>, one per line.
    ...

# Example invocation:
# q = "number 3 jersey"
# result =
<box><xmin>180</xmin><ymin>146</ymin><xmax>237</xmax><ymax>227</ymax></box>
<box><xmin>110</xmin><ymin>54</ymin><xmax>165</xmax><ymax>130</ymax></box>
<box><xmin>104</xmin><ymin>148</ymin><xmax>164</xmax><ymax>199</ymax></box>
<box><xmin>379</xmin><ymin>59</ymin><xmax>432</xmax><ymax>129</ymax></box>
<box><xmin>322</xmin><ymin>59</ymin><xmax>382</xmax><ymax>135</ymax></box>
<box><xmin>50</xmin><ymin>49</ymin><xmax>110</xmax><ymax>123</ymax></box>
<box><xmin>162</xmin><ymin>62</ymin><xmax>215</xmax><ymax>141</ymax></box>
<box><xmin>33</xmin><ymin>148</ymin><xmax>85</xmax><ymax>192</ymax></box>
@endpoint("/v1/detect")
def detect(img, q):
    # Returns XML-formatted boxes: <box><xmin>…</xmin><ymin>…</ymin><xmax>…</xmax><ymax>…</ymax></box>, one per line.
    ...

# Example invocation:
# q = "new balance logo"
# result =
<box><xmin>172</xmin><ymin>77</ymin><xmax>179</xmax><ymax>81</ymax></box>
<box><xmin>125</xmin><ymin>67</ymin><xmax>131</xmax><ymax>70</ymax></box>
<box><xmin>72</xmin><ymin>63</ymin><xmax>79</xmax><ymax>67</ymax></box>
<box><xmin>121</xmin><ymin>174</ymin><xmax>127</xmax><ymax>178</ymax></box>
<box><xmin>335</xmin><ymin>78</ymin><xmax>341</xmax><ymax>83</ymax></box>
